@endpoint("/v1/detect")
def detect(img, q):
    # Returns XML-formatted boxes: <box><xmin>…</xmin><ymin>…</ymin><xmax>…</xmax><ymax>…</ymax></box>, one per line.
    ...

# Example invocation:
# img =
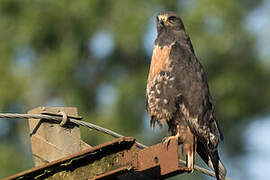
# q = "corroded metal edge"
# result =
<box><xmin>3</xmin><ymin>137</ymin><xmax>136</xmax><ymax>180</ymax></box>
<box><xmin>4</xmin><ymin>137</ymin><xmax>194</xmax><ymax>180</ymax></box>
<box><xmin>137</xmin><ymin>138</ymin><xmax>192</xmax><ymax>179</ymax></box>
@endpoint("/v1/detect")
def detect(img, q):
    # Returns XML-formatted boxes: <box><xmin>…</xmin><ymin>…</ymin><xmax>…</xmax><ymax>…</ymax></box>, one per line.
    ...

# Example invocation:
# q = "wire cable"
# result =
<box><xmin>0</xmin><ymin>112</ymin><xmax>229</xmax><ymax>180</ymax></box>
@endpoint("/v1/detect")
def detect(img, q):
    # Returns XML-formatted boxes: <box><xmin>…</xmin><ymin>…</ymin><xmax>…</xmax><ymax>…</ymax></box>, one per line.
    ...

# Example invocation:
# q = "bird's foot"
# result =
<box><xmin>162</xmin><ymin>134</ymin><xmax>179</xmax><ymax>147</ymax></box>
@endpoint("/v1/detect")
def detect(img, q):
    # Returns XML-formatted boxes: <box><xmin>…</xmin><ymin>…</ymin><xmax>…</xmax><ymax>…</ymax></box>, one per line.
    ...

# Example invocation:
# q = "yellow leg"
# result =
<box><xmin>162</xmin><ymin>132</ymin><xmax>180</xmax><ymax>146</ymax></box>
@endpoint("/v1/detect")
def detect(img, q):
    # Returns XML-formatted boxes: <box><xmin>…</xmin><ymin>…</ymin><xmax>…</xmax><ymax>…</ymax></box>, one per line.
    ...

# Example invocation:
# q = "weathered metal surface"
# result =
<box><xmin>4</xmin><ymin>136</ymin><xmax>195</xmax><ymax>180</ymax></box>
<box><xmin>92</xmin><ymin>141</ymin><xmax>139</xmax><ymax>180</ymax></box>
<box><xmin>137</xmin><ymin>138</ymin><xmax>192</xmax><ymax>179</ymax></box>
<box><xmin>4</xmin><ymin>137</ymin><xmax>137</xmax><ymax>180</ymax></box>
<box><xmin>28</xmin><ymin>106</ymin><xmax>92</xmax><ymax>166</ymax></box>
<box><xmin>90</xmin><ymin>166</ymin><xmax>133</xmax><ymax>180</ymax></box>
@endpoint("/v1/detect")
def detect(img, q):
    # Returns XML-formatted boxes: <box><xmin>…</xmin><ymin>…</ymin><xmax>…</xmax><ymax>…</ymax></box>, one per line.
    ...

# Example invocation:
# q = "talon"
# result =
<box><xmin>162</xmin><ymin>136</ymin><xmax>169</xmax><ymax>144</ymax></box>
<box><xmin>162</xmin><ymin>136</ymin><xmax>171</xmax><ymax>145</ymax></box>
<box><xmin>162</xmin><ymin>134</ymin><xmax>179</xmax><ymax>147</ymax></box>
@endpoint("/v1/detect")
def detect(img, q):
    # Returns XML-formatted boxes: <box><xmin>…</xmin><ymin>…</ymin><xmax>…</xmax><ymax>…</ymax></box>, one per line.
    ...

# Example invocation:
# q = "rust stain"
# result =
<box><xmin>4</xmin><ymin>136</ymin><xmax>195</xmax><ymax>180</ymax></box>
<box><xmin>137</xmin><ymin>138</ymin><xmax>192</xmax><ymax>178</ymax></box>
<box><xmin>147</xmin><ymin>45</ymin><xmax>171</xmax><ymax>85</ymax></box>
<box><xmin>3</xmin><ymin>137</ymin><xmax>136</xmax><ymax>180</ymax></box>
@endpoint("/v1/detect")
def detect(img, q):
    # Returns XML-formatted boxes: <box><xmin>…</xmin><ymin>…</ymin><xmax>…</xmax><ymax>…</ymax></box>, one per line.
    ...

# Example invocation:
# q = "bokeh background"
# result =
<box><xmin>0</xmin><ymin>0</ymin><xmax>270</xmax><ymax>179</ymax></box>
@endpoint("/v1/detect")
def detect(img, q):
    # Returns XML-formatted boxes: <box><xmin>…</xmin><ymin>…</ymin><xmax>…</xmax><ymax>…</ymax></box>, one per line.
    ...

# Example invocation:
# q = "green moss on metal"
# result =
<box><xmin>46</xmin><ymin>152</ymin><xmax>120</xmax><ymax>180</ymax></box>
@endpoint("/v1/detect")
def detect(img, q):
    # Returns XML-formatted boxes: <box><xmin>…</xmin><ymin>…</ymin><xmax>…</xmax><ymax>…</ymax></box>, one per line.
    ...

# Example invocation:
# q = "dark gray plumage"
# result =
<box><xmin>146</xmin><ymin>11</ymin><xmax>226</xmax><ymax>180</ymax></box>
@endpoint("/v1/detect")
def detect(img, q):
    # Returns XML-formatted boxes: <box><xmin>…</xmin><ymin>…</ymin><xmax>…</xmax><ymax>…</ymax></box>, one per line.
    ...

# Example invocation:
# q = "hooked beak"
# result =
<box><xmin>159</xmin><ymin>19</ymin><xmax>164</xmax><ymax>26</ymax></box>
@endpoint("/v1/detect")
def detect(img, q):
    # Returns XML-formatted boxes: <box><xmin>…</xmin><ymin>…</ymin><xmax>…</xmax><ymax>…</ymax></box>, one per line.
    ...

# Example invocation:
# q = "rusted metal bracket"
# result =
<box><xmin>137</xmin><ymin>139</ymin><xmax>192</xmax><ymax>179</ymax></box>
<box><xmin>4</xmin><ymin>137</ymin><xmax>193</xmax><ymax>180</ymax></box>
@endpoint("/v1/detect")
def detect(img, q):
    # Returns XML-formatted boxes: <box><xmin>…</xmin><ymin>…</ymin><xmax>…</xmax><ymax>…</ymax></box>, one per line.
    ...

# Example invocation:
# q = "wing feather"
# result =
<box><xmin>169</xmin><ymin>41</ymin><xmax>223</xmax><ymax>145</ymax></box>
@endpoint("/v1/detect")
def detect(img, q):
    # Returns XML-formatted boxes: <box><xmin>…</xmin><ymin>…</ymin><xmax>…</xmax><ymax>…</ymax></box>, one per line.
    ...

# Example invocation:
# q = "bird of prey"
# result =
<box><xmin>146</xmin><ymin>11</ymin><xmax>227</xmax><ymax>180</ymax></box>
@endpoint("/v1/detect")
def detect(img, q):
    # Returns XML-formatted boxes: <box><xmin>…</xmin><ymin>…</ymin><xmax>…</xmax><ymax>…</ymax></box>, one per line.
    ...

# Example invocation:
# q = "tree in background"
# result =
<box><xmin>0</xmin><ymin>0</ymin><xmax>269</xmax><ymax>179</ymax></box>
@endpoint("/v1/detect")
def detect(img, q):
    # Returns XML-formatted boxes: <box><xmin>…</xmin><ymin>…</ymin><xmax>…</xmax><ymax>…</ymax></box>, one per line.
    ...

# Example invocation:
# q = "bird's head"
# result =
<box><xmin>156</xmin><ymin>11</ymin><xmax>185</xmax><ymax>34</ymax></box>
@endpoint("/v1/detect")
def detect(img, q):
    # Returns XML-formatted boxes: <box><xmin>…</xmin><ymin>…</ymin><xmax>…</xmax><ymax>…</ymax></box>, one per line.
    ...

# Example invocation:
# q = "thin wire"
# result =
<box><xmin>0</xmin><ymin>113</ymin><xmax>147</xmax><ymax>148</ymax></box>
<box><xmin>0</xmin><ymin>113</ymin><xmax>229</xmax><ymax>180</ymax></box>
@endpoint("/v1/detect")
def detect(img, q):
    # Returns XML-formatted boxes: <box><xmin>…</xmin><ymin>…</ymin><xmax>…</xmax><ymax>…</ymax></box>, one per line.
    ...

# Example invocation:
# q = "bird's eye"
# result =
<box><xmin>168</xmin><ymin>16</ymin><xmax>177</xmax><ymax>22</ymax></box>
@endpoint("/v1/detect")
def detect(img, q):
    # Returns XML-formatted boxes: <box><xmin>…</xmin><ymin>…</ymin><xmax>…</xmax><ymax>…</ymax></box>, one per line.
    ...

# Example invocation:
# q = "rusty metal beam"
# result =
<box><xmin>4</xmin><ymin>137</ymin><xmax>137</xmax><ymax>180</ymax></box>
<box><xmin>4</xmin><ymin>137</ymin><xmax>193</xmax><ymax>180</ymax></box>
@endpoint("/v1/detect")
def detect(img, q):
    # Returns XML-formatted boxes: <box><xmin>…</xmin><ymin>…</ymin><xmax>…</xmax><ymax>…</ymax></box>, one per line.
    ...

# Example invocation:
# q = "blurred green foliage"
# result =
<box><xmin>0</xmin><ymin>0</ymin><xmax>269</xmax><ymax>179</ymax></box>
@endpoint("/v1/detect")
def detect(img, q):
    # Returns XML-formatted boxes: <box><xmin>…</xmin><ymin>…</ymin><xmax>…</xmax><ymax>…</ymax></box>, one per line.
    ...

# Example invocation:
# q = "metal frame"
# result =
<box><xmin>4</xmin><ymin>106</ymin><xmax>195</xmax><ymax>180</ymax></box>
<box><xmin>4</xmin><ymin>137</ymin><xmax>194</xmax><ymax>180</ymax></box>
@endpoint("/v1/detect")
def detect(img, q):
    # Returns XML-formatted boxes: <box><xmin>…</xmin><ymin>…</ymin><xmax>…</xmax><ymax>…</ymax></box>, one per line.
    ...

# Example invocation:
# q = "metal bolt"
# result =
<box><xmin>154</xmin><ymin>157</ymin><xmax>159</xmax><ymax>164</ymax></box>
